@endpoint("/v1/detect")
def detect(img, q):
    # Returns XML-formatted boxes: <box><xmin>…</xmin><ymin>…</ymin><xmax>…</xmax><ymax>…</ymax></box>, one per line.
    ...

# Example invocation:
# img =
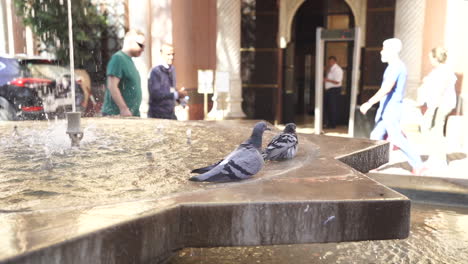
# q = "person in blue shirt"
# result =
<box><xmin>148</xmin><ymin>44</ymin><xmax>187</xmax><ymax>119</ymax></box>
<box><xmin>360</xmin><ymin>38</ymin><xmax>426</xmax><ymax>175</ymax></box>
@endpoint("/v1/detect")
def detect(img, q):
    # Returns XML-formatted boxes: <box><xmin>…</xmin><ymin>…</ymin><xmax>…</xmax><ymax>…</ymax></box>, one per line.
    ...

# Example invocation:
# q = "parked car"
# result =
<box><xmin>0</xmin><ymin>55</ymin><xmax>85</xmax><ymax>121</ymax></box>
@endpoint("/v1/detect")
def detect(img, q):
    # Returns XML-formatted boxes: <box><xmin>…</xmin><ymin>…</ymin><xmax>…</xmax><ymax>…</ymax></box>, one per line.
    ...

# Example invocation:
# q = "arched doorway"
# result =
<box><xmin>282</xmin><ymin>0</ymin><xmax>355</xmax><ymax>130</ymax></box>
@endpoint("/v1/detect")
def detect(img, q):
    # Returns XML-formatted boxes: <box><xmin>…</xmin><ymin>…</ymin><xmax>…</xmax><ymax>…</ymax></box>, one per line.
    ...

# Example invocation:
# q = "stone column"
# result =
<box><xmin>206</xmin><ymin>78</ymin><xmax>228</xmax><ymax>120</ymax></box>
<box><xmin>150</xmin><ymin>0</ymin><xmax>172</xmax><ymax>65</ymax></box>
<box><xmin>394</xmin><ymin>0</ymin><xmax>426</xmax><ymax>100</ymax></box>
<box><xmin>4</xmin><ymin>0</ymin><xmax>14</xmax><ymax>54</ymax></box>
<box><xmin>210</xmin><ymin>0</ymin><xmax>246</xmax><ymax>119</ymax></box>
<box><xmin>0</xmin><ymin>0</ymin><xmax>8</xmax><ymax>54</ymax></box>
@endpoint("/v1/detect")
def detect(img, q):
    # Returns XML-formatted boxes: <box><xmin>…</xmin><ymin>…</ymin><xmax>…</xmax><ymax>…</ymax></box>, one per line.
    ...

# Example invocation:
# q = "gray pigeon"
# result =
<box><xmin>189</xmin><ymin>122</ymin><xmax>270</xmax><ymax>182</ymax></box>
<box><xmin>263</xmin><ymin>123</ymin><xmax>298</xmax><ymax>161</ymax></box>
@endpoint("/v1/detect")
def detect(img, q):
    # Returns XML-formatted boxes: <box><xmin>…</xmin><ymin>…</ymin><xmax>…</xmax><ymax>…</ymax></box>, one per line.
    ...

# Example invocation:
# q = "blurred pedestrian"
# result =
<box><xmin>147</xmin><ymin>44</ymin><xmax>187</xmax><ymax>120</ymax></box>
<box><xmin>323</xmin><ymin>56</ymin><xmax>343</xmax><ymax>129</ymax></box>
<box><xmin>418</xmin><ymin>47</ymin><xmax>457</xmax><ymax>174</ymax></box>
<box><xmin>101</xmin><ymin>29</ymin><xmax>145</xmax><ymax>117</ymax></box>
<box><xmin>360</xmin><ymin>38</ymin><xmax>426</xmax><ymax>175</ymax></box>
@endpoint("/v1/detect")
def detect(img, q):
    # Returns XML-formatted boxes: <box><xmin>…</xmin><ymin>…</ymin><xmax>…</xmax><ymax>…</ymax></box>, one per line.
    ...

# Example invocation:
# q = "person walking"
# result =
<box><xmin>148</xmin><ymin>44</ymin><xmax>187</xmax><ymax>120</ymax></box>
<box><xmin>101</xmin><ymin>29</ymin><xmax>145</xmax><ymax>117</ymax></box>
<box><xmin>360</xmin><ymin>38</ymin><xmax>426</xmax><ymax>176</ymax></box>
<box><xmin>324</xmin><ymin>56</ymin><xmax>343</xmax><ymax>129</ymax></box>
<box><xmin>418</xmin><ymin>47</ymin><xmax>457</xmax><ymax>174</ymax></box>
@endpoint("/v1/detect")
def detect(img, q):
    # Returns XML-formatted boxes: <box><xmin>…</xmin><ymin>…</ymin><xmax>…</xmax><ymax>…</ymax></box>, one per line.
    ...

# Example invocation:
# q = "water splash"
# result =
<box><xmin>0</xmin><ymin>119</ymin><xmax>271</xmax><ymax>211</ymax></box>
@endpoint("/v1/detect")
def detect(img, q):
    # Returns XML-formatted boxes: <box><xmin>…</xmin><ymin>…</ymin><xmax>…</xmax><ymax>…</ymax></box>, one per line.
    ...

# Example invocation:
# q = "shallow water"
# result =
<box><xmin>168</xmin><ymin>202</ymin><xmax>468</xmax><ymax>264</ymax></box>
<box><xmin>0</xmin><ymin>119</ymin><xmax>289</xmax><ymax>212</ymax></box>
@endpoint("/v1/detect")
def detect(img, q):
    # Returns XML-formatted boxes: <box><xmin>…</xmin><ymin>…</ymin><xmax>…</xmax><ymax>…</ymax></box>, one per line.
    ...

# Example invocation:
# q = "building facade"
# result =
<box><xmin>1</xmin><ymin>0</ymin><xmax>467</xmax><ymax>125</ymax></box>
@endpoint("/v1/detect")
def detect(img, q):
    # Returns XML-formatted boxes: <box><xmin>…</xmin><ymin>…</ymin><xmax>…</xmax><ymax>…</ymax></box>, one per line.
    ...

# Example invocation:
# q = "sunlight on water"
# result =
<box><xmin>0</xmin><ymin>119</ymin><xmax>297</xmax><ymax>212</ymax></box>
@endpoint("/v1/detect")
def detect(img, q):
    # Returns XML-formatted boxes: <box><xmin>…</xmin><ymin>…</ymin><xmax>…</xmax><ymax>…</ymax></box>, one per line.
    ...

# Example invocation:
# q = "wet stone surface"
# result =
<box><xmin>168</xmin><ymin>203</ymin><xmax>468</xmax><ymax>264</ymax></box>
<box><xmin>0</xmin><ymin>118</ymin><xmax>406</xmax><ymax>264</ymax></box>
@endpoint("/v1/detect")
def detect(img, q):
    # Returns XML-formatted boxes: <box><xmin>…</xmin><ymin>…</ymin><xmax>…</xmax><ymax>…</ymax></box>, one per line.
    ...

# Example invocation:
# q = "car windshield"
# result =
<box><xmin>23</xmin><ymin>63</ymin><xmax>71</xmax><ymax>80</ymax></box>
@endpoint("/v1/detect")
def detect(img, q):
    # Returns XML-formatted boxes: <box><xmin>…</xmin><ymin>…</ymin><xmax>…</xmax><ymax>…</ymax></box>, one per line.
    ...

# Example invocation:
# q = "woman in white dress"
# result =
<box><xmin>418</xmin><ymin>47</ymin><xmax>457</xmax><ymax>174</ymax></box>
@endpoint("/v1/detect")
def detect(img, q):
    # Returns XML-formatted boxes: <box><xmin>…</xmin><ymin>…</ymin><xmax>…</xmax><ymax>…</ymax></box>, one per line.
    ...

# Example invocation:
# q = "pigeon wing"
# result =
<box><xmin>191</xmin><ymin>159</ymin><xmax>224</xmax><ymax>174</ymax></box>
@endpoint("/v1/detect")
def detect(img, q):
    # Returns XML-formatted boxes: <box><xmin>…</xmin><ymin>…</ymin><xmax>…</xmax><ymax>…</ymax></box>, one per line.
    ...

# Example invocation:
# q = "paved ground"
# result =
<box><xmin>277</xmin><ymin>114</ymin><xmax>468</xmax><ymax>179</ymax></box>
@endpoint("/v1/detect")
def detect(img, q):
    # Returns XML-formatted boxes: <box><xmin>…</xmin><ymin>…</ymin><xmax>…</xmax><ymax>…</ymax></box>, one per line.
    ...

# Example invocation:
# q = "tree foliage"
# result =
<box><xmin>14</xmin><ymin>0</ymin><xmax>123</xmax><ymax>83</ymax></box>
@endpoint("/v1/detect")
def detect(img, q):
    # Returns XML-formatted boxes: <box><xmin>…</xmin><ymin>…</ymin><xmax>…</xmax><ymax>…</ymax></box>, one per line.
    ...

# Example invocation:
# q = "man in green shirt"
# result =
<box><xmin>101</xmin><ymin>29</ymin><xmax>145</xmax><ymax>117</ymax></box>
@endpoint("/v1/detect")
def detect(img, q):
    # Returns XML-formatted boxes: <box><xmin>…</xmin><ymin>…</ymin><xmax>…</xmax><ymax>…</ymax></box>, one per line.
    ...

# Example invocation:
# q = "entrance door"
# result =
<box><xmin>325</xmin><ymin>41</ymin><xmax>352</xmax><ymax>124</ymax></box>
<box><xmin>282</xmin><ymin>42</ymin><xmax>295</xmax><ymax>124</ymax></box>
<box><xmin>282</xmin><ymin>0</ymin><xmax>354</xmax><ymax>127</ymax></box>
<box><xmin>314</xmin><ymin>28</ymin><xmax>361</xmax><ymax>135</ymax></box>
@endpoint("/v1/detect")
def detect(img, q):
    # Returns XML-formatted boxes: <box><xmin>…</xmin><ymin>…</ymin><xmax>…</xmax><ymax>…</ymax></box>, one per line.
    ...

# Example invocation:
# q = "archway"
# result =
<box><xmin>282</xmin><ymin>0</ymin><xmax>355</xmax><ymax>130</ymax></box>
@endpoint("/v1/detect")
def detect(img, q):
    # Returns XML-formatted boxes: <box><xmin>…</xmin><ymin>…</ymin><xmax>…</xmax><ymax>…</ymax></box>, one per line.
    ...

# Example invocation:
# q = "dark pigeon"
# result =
<box><xmin>263</xmin><ymin>123</ymin><xmax>298</xmax><ymax>161</ymax></box>
<box><xmin>189</xmin><ymin>121</ymin><xmax>270</xmax><ymax>182</ymax></box>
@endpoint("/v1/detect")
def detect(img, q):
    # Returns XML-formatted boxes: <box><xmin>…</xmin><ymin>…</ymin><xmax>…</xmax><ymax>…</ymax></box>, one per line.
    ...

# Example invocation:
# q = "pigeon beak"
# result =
<box><xmin>266</xmin><ymin>127</ymin><xmax>272</xmax><ymax>131</ymax></box>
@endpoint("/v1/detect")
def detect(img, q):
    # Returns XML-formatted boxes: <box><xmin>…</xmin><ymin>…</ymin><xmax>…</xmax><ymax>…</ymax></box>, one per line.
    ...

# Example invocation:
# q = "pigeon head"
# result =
<box><xmin>249</xmin><ymin>121</ymin><xmax>270</xmax><ymax>149</ymax></box>
<box><xmin>284</xmin><ymin>123</ymin><xmax>297</xmax><ymax>133</ymax></box>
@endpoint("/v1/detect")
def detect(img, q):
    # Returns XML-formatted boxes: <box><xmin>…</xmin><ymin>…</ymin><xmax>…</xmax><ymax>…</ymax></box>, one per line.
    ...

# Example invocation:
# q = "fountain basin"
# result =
<box><xmin>0</xmin><ymin>118</ymin><xmax>405</xmax><ymax>263</ymax></box>
<box><xmin>168</xmin><ymin>175</ymin><xmax>468</xmax><ymax>264</ymax></box>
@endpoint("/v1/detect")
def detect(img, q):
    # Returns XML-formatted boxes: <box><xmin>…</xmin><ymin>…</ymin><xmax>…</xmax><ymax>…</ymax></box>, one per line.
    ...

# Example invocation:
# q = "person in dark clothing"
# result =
<box><xmin>323</xmin><ymin>56</ymin><xmax>343</xmax><ymax>129</ymax></box>
<box><xmin>148</xmin><ymin>44</ymin><xmax>186</xmax><ymax>119</ymax></box>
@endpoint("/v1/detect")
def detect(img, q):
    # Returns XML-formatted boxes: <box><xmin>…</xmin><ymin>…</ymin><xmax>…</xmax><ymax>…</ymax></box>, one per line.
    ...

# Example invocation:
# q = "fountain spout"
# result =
<box><xmin>66</xmin><ymin>112</ymin><xmax>83</xmax><ymax>147</ymax></box>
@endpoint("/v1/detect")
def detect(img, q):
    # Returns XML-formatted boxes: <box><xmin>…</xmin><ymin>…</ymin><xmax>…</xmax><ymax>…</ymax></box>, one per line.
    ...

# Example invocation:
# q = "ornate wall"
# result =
<box><xmin>278</xmin><ymin>0</ymin><xmax>367</xmax><ymax>48</ymax></box>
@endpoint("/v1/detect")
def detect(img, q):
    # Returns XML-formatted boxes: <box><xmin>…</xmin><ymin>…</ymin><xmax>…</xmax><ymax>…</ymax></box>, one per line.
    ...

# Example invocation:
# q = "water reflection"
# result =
<box><xmin>169</xmin><ymin>203</ymin><xmax>468</xmax><ymax>264</ymax></box>
<box><xmin>0</xmin><ymin>119</ymin><xmax>301</xmax><ymax>212</ymax></box>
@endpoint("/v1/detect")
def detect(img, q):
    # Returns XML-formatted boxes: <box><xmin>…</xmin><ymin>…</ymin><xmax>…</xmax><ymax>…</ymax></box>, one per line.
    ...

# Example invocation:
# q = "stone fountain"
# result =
<box><xmin>0</xmin><ymin>118</ymin><xmax>407</xmax><ymax>264</ymax></box>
